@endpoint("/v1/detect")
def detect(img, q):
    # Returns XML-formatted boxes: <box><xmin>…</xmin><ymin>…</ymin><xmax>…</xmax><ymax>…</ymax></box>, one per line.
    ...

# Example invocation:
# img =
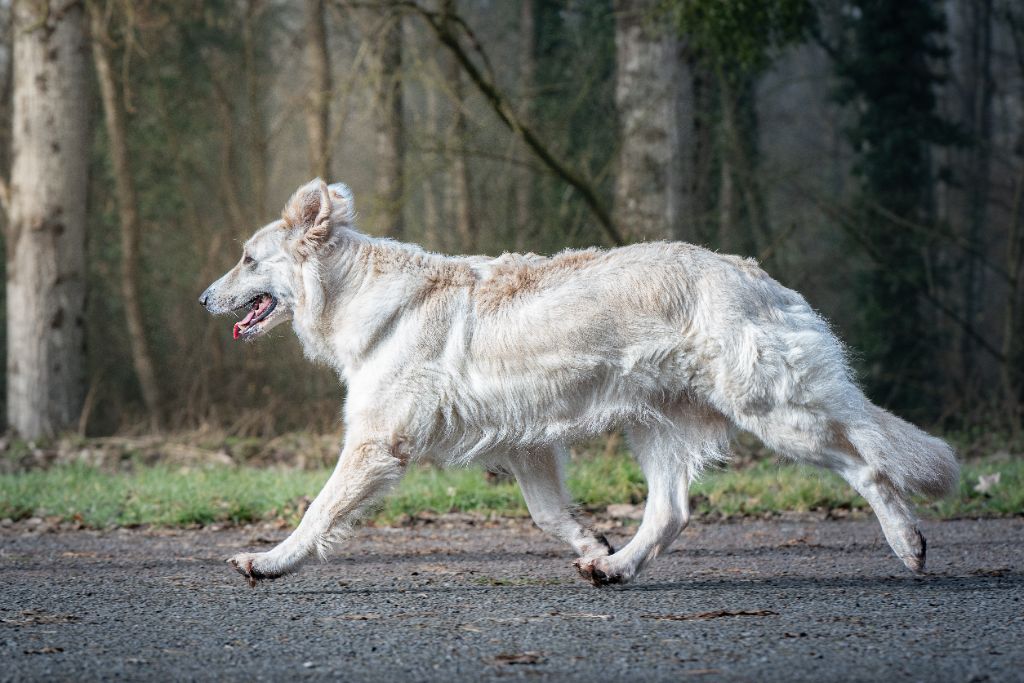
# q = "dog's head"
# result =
<box><xmin>198</xmin><ymin>178</ymin><xmax>355</xmax><ymax>340</ymax></box>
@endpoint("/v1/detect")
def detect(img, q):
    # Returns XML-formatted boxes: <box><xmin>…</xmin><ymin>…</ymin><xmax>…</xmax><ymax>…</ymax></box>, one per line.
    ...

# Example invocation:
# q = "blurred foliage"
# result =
<box><xmin>0</xmin><ymin>0</ymin><xmax>1020</xmax><ymax>434</ymax></box>
<box><xmin>523</xmin><ymin>0</ymin><xmax>619</xmax><ymax>253</ymax></box>
<box><xmin>661</xmin><ymin>0</ymin><xmax>815</xmax><ymax>77</ymax></box>
<box><xmin>831</xmin><ymin>0</ymin><xmax>964</xmax><ymax>417</ymax></box>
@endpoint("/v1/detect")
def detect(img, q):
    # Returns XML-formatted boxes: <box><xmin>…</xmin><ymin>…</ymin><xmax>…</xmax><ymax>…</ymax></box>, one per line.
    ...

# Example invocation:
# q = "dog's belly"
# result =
<box><xmin>420</xmin><ymin>349</ymin><xmax>690</xmax><ymax>461</ymax></box>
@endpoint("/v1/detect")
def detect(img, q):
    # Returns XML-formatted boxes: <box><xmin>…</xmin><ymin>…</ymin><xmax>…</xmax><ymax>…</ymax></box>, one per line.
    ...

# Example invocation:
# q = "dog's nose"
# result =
<box><xmin>198</xmin><ymin>293</ymin><xmax>209</xmax><ymax>308</ymax></box>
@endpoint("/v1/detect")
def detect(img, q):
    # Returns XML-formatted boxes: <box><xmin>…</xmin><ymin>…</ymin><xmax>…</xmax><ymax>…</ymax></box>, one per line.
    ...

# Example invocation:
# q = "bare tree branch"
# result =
<box><xmin>351</xmin><ymin>0</ymin><xmax>625</xmax><ymax>246</ymax></box>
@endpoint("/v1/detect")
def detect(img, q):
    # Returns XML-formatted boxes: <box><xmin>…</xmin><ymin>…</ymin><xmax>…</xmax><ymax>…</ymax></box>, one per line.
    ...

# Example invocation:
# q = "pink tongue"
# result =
<box><xmin>232</xmin><ymin>306</ymin><xmax>259</xmax><ymax>340</ymax></box>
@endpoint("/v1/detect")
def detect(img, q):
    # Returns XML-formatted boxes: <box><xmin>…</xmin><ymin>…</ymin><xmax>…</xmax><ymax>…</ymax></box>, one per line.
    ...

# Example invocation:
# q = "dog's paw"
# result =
<box><xmin>227</xmin><ymin>552</ymin><xmax>280</xmax><ymax>588</ymax></box>
<box><xmin>899</xmin><ymin>528</ymin><xmax>927</xmax><ymax>574</ymax></box>
<box><xmin>574</xmin><ymin>556</ymin><xmax>627</xmax><ymax>587</ymax></box>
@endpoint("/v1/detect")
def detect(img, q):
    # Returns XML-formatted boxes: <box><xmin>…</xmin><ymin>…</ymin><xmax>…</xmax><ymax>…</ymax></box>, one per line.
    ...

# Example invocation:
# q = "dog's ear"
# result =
<box><xmin>327</xmin><ymin>182</ymin><xmax>355</xmax><ymax>227</ymax></box>
<box><xmin>282</xmin><ymin>178</ymin><xmax>332</xmax><ymax>255</ymax></box>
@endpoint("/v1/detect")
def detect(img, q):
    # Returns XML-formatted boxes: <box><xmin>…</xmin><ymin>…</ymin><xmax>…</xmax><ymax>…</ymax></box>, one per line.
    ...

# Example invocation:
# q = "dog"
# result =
<box><xmin>199</xmin><ymin>178</ymin><xmax>959</xmax><ymax>587</ymax></box>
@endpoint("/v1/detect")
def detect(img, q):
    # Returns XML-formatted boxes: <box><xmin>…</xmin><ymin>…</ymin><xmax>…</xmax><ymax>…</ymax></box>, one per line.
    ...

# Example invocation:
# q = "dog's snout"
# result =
<box><xmin>198</xmin><ymin>289</ymin><xmax>211</xmax><ymax>308</ymax></box>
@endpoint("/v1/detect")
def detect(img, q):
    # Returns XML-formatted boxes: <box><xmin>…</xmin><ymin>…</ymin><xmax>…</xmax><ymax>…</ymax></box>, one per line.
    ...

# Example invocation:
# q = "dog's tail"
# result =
<box><xmin>844</xmin><ymin>404</ymin><xmax>960</xmax><ymax>499</ymax></box>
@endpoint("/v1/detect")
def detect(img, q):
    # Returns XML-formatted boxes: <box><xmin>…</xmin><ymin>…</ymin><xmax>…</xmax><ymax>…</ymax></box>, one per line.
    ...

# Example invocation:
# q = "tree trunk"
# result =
<box><xmin>243</xmin><ymin>0</ymin><xmax>267</xmax><ymax>222</ymax></box>
<box><xmin>304</xmin><ymin>0</ymin><xmax>331</xmax><ymax>180</ymax></box>
<box><xmin>691</xmin><ymin>62</ymin><xmax>717</xmax><ymax>247</ymax></box>
<box><xmin>90</xmin><ymin>3</ymin><xmax>164</xmax><ymax>430</ymax></box>
<box><xmin>958</xmin><ymin>0</ymin><xmax>994</xmax><ymax>394</ymax></box>
<box><xmin>1002</xmin><ymin>166</ymin><xmax>1023</xmax><ymax>427</ymax></box>
<box><xmin>514</xmin><ymin>0</ymin><xmax>535</xmax><ymax>251</ymax></box>
<box><xmin>374</xmin><ymin>4</ymin><xmax>404</xmax><ymax>238</ymax></box>
<box><xmin>612</xmin><ymin>0</ymin><xmax>692</xmax><ymax>242</ymax></box>
<box><xmin>421</xmin><ymin>82</ymin><xmax>441</xmax><ymax>250</ymax></box>
<box><xmin>446</xmin><ymin>51</ymin><xmax>475</xmax><ymax>252</ymax></box>
<box><xmin>717</xmin><ymin>73</ymin><xmax>766</xmax><ymax>257</ymax></box>
<box><xmin>6</xmin><ymin>0</ymin><xmax>90</xmax><ymax>438</ymax></box>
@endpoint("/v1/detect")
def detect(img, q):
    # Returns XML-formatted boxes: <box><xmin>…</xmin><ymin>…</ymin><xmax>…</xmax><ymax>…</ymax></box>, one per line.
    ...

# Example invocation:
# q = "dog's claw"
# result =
<box><xmin>228</xmin><ymin>555</ymin><xmax>271</xmax><ymax>588</ymax></box>
<box><xmin>901</xmin><ymin>529</ymin><xmax>927</xmax><ymax>574</ymax></box>
<box><xmin>574</xmin><ymin>557</ymin><xmax>624</xmax><ymax>587</ymax></box>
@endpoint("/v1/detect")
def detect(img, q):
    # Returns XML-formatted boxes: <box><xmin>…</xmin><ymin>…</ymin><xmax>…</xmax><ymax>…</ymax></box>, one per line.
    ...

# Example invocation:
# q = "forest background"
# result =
<box><xmin>1</xmin><ymin>0</ymin><xmax>1021</xmax><ymax>448</ymax></box>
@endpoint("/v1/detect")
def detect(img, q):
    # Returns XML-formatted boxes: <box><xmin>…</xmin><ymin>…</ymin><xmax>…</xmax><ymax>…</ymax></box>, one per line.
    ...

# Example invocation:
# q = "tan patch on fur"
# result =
<box><xmin>549</xmin><ymin>249</ymin><xmax>600</xmax><ymax>271</ymax></box>
<box><xmin>418</xmin><ymin>263</ymin><xmax>476</xmax><ymax>303</ymax></box>
<box><xmin>360</xmin><ymin>243</ymin><xmax>424</xmax><ymax>277</ymax></box>
<box><xmin>356</xmin><ymin>243</ymin><xmax>477</xmax><ymax>305</ymax></box>
<box><xmin>474</xmin><ymin>249</ymin><xmax>601</xmax><ymax>314</ymax></box>
<box><xmin>720</xmin><ymin>253</ymin><xmax>767</xmax><ymax>279</ymax></box>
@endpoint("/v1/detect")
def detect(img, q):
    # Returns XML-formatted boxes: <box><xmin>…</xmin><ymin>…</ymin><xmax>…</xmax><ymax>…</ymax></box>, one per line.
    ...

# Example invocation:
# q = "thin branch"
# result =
<box><xmin>862</xmin><ymin>198</ymin><xmax>1013</xmax><ymax>284</ymax></box>
<box><xmin>348</xmin><ymin>0</ymin><xmax>625</xmax><ymax>246</ymax></box>
<box><xmin>807</xmin><ymin>192</ymin><xmax>1012</xmax><ymax>367</ymax></box>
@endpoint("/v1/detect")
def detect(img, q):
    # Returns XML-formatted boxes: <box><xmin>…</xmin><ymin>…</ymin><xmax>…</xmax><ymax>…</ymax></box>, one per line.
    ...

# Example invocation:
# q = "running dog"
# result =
<box><xmin>199</xmin><ymin>178</ymin><xmax>959</xmax><ymax>587</ymax></box>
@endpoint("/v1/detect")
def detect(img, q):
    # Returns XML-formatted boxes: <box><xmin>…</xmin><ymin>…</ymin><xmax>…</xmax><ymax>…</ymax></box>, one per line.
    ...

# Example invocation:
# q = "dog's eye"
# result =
<box><xmin>243</xmin><ymin>254</ymin><xmax>255</xmax><ymax>266</ymax></box>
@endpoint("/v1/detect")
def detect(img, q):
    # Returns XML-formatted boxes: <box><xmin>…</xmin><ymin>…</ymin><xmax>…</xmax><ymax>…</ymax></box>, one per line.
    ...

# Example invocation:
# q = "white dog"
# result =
<box><xmin>199</xmin><ymin>179</ymin><xmax>959</xmax><ymax>587</ymax></box>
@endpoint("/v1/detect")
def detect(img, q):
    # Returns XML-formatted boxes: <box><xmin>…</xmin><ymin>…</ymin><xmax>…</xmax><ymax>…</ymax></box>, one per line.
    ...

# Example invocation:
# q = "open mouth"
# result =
<box><xmin>233</xmin><ymin>294</ymin><xmax>278</xmax><ymax>340</ymax></box>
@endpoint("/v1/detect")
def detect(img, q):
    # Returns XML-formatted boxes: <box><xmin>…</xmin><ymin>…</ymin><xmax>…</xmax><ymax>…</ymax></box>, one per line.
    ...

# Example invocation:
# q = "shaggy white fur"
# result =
<box><xmin>200</xmin><ymin>179</ymin><xmax>959</xmax><ymax>587</ymax></box>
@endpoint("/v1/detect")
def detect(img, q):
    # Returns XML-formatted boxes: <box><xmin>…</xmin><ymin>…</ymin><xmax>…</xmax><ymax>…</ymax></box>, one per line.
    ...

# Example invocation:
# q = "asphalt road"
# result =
<box><xmin>1</xmin><ymin>516</ymin><xmax>1021</xmax><ymax>682</ymax></box>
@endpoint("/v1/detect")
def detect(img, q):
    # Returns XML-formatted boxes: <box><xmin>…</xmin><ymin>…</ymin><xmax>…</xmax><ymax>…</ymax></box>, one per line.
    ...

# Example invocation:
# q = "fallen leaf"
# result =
<box><xmin>644</xmin><ymin>609</ymin><xmax>778</xmax><ymax>622</ymax></box>
<box><xmin>24</xmin><ymin>647</ymin><xmax>63</xmax><ymax>655</ymax></box>
<box><xmin>973</xmin><ymin>472</ymin><xmax>1000</xmax><ymax>494</ymax></box>
<box><xmin>605</xmin><ymin>503</ymin><xmax>644</xmax><ymax>520</ymax></box>
<box><xmin>969</xmin><ymin>567</ymin><xmax>1011</xmax><ymax>577</ymax></box>
<box><xmin>549</xmin><ymin>611</ymin><xmax>612</xmax><ymax>620</ymax></box>
<box><xmin>1</xmin><ymin>610</ymin><xmax>79</xmax><ymax>626</ymax></box>
<box><xmin>490</xmin><ymin>652</ymin><xmax>546</xmax><ymax>665</ymax></box>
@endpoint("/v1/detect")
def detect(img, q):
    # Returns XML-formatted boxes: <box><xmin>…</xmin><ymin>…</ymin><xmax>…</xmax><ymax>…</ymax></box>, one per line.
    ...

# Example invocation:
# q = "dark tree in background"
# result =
<box><xmin>373</xmin><ymin>1</ymin><xmax>406</xmax><ymax>239</ymax></box>
<box><xmin>831</xmin><ymin>0</ymin><xmax>961</xmax><ymax>416</ymax></box>
<box><xmin>665</xmin><ymin>0</ymin><xmax>813</xmax><ymax>254</ymax></box>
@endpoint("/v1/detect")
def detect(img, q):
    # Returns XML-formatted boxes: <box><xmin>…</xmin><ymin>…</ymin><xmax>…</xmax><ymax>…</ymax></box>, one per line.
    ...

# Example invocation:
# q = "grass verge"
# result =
<box><xmin>0</xmin><ymin>456</ymin><xmax>1020</xmax><ymax>529</ymax></box>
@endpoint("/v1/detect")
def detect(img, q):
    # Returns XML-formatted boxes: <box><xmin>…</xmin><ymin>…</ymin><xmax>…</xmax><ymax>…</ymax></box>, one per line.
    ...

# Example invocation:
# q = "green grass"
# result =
<box><xmin>0</xmin><ymin>456</ymin><xmax>1020</xmax><ymax>528</ymax></box>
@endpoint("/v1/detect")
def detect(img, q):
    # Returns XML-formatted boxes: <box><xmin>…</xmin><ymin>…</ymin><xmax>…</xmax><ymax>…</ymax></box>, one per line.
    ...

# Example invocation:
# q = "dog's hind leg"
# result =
<box><xmin>227</xmin><ymin>437</ymin><xmax>406</xmax><ymax>586</ymax></box>
<box><xmin>507</xmin><ymin>446</ymin><xmax>613</xmax><ymax>562</ymax></box>
<box><xmin>832</xmin><ymin>452</ymin><xmax>927</xmax><ymax>572</ymax></box>
<box><xmin>737</xmin><ymin>404</ymin><xmax>944</xmax><ymax>574</ymax></box>
<box><xmin>576</xmin><ymin>410</ymin><xmax>730</xmax><ymax>586</ymax></box>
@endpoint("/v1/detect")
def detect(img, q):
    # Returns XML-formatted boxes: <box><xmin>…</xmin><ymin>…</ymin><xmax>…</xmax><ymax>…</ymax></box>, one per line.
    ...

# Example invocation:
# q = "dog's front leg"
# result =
<box><xmin>228</xmin><ymin>437</ymin><xmax>408</xmax><ymax>586</ymax></box>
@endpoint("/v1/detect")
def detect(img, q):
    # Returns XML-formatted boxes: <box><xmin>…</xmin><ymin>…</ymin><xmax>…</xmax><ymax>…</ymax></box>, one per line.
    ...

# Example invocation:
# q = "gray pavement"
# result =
<box><xmin>1</xmin><ymin>517</ymin><xmax>1022</xmax><ymax>681</ymax></box>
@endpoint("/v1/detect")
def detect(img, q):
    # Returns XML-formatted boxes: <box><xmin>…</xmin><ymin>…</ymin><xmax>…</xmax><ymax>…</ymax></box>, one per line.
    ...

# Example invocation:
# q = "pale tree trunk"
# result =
<box><xmin>513</xmin><ymin>0</ymin><xmax>534</xmax><ymax>251</ymax></box>
<box><xmin>305</xmin><ymin>0</ymin><xmax>331</xmax><ymax>179</ymax></box>
<box><xmin>90</xmin><ymin>3</ymin><xmax>164</xmax><ymax>430</ymax></box>
<box><xmin>612</xmin><ymin>0</ymin><xmax>692</xmax><ymax>242</ymax></box>
<box><xmin>374</xmin><ymin>4</ymin><xmax>404</xmax><ymax>238</ymax></box>
<box><xmin>6</xmin><ymin>0</ymin><xmax>90</xmax><ymax>438</ymax></box>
